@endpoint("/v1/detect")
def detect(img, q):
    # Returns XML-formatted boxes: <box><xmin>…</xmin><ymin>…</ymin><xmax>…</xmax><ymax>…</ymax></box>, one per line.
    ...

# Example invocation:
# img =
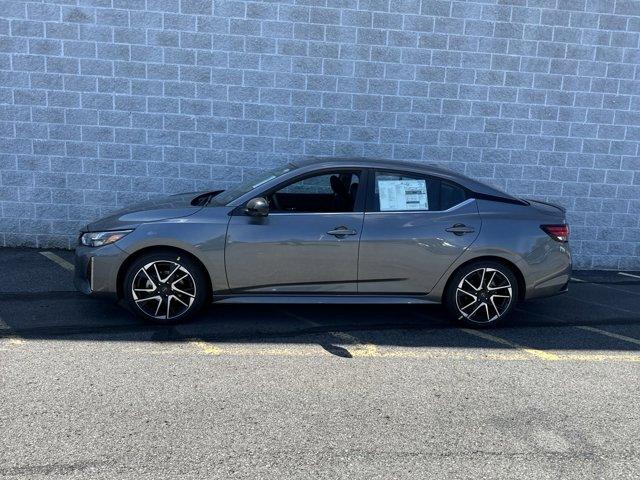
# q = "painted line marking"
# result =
<box><xmin>190</xmin><ymin>343</ymin><xmax>320</xmax><ymax>357</ymax></box>
<box><xmin>459</xmin><ymin>328</ymin><xmax>560</xmax><ymax>361</ymax></box>
<box><xmin>281</xmin><ymin>310</ymin><xmax>380</xmax><ymax>357</ymax></box>
<box><xmin>571</xmin><ymin>272</ymin><xmax>640</xmax><ymax>296</ymax></box>
<box><xmin>187</xmin><ymin>337</ymin><xmax>323</xmax><ymax>357</ymax></box>
<box><xmin>134</xmin><ymin>344</ymin><xmax>640</xmax><ymax>363</ymax></box>
<box><xmin>517</xmin><ymin>307</ymin><xmax>640</xmax><ymax>349</ymax></box>
<box><xmin>187</xmin><ymin>309</ymin><xmax>639</xmax><ymax>362</ymax></box>
<box><xmin>188</xmin><ymin>339</ymin><xmax>222</xmax><ymax>356</ymax></box>
<box><xmin>326</xmin><ymin>331</ymin><xmax>380</xmax><ymax>357</ymax></box>
<box><xmin>568</xmin><ymin>277</ymin><xmax>640</xmax><ymax>297</ymax></box>
<box><xmin>565</xmin><ymin>294</ymin><xmax>639</xmax><ymax>316</ymax></box>
<box><xmin>576</xmin><ymin>326</ymin><xmax>640</xmax><ymax>347</ymax></box>
<box><xmin>40</xmin><ymin>251</ymin><xmax>74</xmax><ymax>272</ymax></box>
<box><xmin>618</xmin><ymin>272</ymin><xmax>640</xmax><ymax>280</ymax></box>
<box><xmin>0</xmin><ymin>315</ymin><xmax>24</xmax><ymax>345</ymax></box>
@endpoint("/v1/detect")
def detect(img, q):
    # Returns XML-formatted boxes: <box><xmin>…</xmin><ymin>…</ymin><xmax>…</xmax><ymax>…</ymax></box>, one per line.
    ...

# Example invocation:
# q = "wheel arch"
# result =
<box><xmin>442</xmin><ymin>255</ymin><xmax>526</xmax><ymax>303</ymax></box>
<box><xmin>116</xmin><ymin>245</ymin><xmax>212</xmax><ymax>300</ymax></box>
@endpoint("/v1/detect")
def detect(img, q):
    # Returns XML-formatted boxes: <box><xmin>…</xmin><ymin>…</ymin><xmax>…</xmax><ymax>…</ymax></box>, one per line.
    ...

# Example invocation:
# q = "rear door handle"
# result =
<box><xmin>327</xmin><ymin>226</ymin><xmax>357</xmax><ymax>237</ymax></box>
<box><xmin>445</xmin><ymin>223</ymin><xmax>475</xmax><ymax>235</ymax></box>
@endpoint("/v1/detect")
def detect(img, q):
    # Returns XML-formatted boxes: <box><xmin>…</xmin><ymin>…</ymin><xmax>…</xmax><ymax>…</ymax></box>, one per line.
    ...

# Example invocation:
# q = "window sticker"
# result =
<box><xmin>377</xmin><ymin>179</ymin><xmax>428</xmax><ymax>211</ymax></box>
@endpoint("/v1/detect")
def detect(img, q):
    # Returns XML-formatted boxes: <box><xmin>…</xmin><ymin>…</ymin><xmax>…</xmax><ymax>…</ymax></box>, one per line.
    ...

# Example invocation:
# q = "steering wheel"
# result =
<box><xmin>271</xmin><ymin>193</ymin><xmax>282</xmax><ymax>211</ymax></box>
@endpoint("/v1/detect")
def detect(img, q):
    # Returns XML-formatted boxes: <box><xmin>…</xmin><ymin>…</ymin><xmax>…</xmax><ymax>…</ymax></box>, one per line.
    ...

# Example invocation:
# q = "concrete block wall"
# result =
<box><xmin>0</xmin><ymin>0</ymin><xmax>639</xmax><ymax>269</ymax></box>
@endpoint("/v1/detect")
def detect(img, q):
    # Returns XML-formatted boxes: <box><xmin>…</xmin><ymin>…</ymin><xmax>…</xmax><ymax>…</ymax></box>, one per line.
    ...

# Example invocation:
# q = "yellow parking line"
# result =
<box><xmin>188</xmin><ymin>339</ymin><xmax>222</xmax><ymax>355</ymax></box>
<box><xmin>0</xmin><ymin>315</ymin><xmax>24</xmax><ymax>346</ymax></box>
<box><xmin>185</xmin><ymin>311</ymin><xmax>638</xmax><ymax>363</ymax></box>
<box><xmin>327</xmin><ymin>331</ymin><xmax>380</xmax><ymax>357</ymax></box>
<box><xmin>40</xmin><ymin>251</ymin><xmax>74</xmax><ymax>271</ymax></box>
<box><xmin>459</xmin><ymin>328</ymin><xmax>561</xmax><ymax>361</ymax></box>
<box><xmin>556</xmin><ymin>353</ymin><xmax>640</xmax><ymax>362</ymax></box>
<box><xmin>576</xmin><ymin>326</ymin><xmax>640</xmax><ymax>347</ymax></box>
<box><xmin>281</xmin><ymin>310</ymin><xmax>380</xmax><ymax>357</ymax></box>
<box><xmin>137</xmin><ymin>343</ymin><xmax>640</xmax><ymax>363</ymax></box>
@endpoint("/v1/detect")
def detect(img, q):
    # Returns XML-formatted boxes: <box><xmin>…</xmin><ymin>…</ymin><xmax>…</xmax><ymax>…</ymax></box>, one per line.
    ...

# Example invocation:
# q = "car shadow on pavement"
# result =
<box><xmin>1</xmin><ymin>288</ymin><xmax>639</xmax><ymax>355</ymax></box>
<box><xmin>1</xmin><ymin>247</ymin><xmax>639</xmax><ymax>354</ymax></box>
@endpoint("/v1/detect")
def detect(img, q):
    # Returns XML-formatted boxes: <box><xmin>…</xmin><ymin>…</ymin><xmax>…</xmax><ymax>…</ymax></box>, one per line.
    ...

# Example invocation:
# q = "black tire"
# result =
<box><xmin>123</xmin><ymin>250</ymin><xmax>209</xmax><ymax>324</ymax></box>
<box><xmin>444</xmin><ymin>260</ymin><xmax>519</xmax><ymax>328</ymax></box>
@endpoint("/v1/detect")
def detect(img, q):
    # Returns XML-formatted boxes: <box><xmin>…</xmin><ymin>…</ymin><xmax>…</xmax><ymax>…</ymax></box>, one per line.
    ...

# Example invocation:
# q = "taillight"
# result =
<box><xmin>541</xmin><ymin>224</ymin><xmax>569</xmax><ymax>242</ymax></box>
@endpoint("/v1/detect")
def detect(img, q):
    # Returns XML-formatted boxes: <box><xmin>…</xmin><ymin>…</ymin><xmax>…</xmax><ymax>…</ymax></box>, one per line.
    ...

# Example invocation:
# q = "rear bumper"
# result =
<box><xmin>525</xmin><ymin>249</ymin><xmax>572</xmax><ymax>301</ymax></box>
<box><xmin>73</xmin><ymin>243</ymin><xmax>127</xmax><ymax>299</ymax></box>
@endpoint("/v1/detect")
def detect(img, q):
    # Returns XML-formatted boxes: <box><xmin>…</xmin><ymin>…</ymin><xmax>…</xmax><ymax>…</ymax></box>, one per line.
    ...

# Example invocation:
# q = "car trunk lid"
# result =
<box><xmin>524</xmin><ymin>198</ymin><xmax>566</xmax><ymax>219</ymax></box>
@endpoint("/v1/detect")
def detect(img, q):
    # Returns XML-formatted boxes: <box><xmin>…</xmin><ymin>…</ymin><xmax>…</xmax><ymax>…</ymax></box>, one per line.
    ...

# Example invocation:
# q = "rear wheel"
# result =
<box><xmin>123</xmin><ymin>251</ymin><xmax>208</xmax><ymax>324</ymax></box>
<box><xmin>444</xmin><ymin>261</ymin><xmax>518</xmax><ymax>328</ymax></box>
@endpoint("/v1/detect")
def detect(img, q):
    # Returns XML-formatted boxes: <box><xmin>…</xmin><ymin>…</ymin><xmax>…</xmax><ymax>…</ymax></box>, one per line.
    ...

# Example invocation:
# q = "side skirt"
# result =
<box><xmin>211</xmin><ymin>294</ymin><xmax>439</xmax><ymax>305</ymax></box>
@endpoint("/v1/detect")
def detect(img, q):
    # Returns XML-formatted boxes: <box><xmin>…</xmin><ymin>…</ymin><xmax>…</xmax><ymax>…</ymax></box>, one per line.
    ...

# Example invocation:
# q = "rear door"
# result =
<box><xmin>358</xmin><ymin>169</ymin><xmax>481</xmax><ymax>294</ymax></box>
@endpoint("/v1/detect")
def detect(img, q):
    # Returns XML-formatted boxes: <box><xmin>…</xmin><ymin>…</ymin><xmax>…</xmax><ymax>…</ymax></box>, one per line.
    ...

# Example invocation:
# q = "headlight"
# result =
<box><xmin>80</xmin><ymin>230</ymin><xmax>132</xmax><ymax>247</ymax></box>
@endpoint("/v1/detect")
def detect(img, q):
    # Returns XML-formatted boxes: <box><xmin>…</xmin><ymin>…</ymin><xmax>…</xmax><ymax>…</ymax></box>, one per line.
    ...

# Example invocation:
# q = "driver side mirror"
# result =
<box><xmin>245</xmin><ymin>197</ymin><xmax>269</xmax><ymax>217</ymax></box>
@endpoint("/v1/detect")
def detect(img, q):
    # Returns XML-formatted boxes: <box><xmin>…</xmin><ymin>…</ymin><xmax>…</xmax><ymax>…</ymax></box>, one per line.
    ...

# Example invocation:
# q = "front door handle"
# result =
<box><xmin>327</xmin><ymin>226</ymin><xmax>357</xmax><ymax>237</ymax></box>
<box><xmin>445</xmin><ymin>223</ymin><xmax>475</xmax><ymax>235</ymax></box>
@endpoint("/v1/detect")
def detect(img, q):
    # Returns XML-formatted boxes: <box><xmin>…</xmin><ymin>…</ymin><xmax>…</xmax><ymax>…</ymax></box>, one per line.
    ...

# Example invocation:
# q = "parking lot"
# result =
<box><xmin>1</xmin><ymin>247</ymin><xmax>639</xmax><ymax>479</ymax></box>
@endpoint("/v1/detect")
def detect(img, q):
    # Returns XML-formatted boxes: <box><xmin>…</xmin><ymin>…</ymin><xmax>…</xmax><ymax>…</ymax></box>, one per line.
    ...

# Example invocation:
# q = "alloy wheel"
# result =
<box><xmin>131</xmin><ymin>260</ymin><xmax>196</xmax><ymax>320</ymax></box>
<box><xmin>455</xmin><ymin>267</ymin><xmax>513</xmax><ymax>324</ymax></box>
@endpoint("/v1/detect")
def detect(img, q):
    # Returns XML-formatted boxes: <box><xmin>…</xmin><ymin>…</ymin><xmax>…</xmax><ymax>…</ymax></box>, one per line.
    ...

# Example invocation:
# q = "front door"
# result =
<box><xmin>225</xmin><ymin>170</ymin><xmax>365</xmax><ymax>293</ymax></box>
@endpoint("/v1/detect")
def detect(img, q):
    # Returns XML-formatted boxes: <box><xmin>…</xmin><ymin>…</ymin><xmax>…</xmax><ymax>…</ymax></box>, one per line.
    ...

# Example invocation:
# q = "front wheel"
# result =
<box><xmin>123</xmin><ymin>251</ymin><xmax>208</xmax><ymax>324</ymax></box>
<box><xmin>444</xmin><ymin>261</ymin><xmax>518</xmax><ymax>328</ymax></box>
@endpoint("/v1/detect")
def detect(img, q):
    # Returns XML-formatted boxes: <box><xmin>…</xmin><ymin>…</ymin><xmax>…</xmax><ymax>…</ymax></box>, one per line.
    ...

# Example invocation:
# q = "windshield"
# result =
<box><xmin>212</xmin><ymin>164</ymin><xmax>294</xmax><ymax>205</ymax></box>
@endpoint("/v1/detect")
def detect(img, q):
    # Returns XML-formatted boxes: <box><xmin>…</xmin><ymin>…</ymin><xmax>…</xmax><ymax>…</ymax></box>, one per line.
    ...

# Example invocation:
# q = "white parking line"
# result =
<box><xmin>517</xmin><ymin>307</ymin><xmax>640</xmax><ymax>347</ymax></box>
<box><xmin>565</xmin><ymin>294</ymin><xmax>639</xmax><ymax>315</ymax></box>
<box><xmin>569</xmin><ymin>275</ymin><xmax>640</xmax><ymax>297</ymax></box>
<box><xmin>459</xmin><ymin>328</ymin><xmax>560</xmax><ymax>361</ymax></box>
<box><xmin>618</xmin><ymin>272</ymin><xmax>640</xmax><ymax>280</ymax></box>
<box><xmin>40</xmin><ymin>251</ymin><xmax>74</xmax><ymax>271</ymax></box>
<box><xmin>576</xmin><ymin>326</ymin><xmax>640</xmax><ymax>347</ymax></box>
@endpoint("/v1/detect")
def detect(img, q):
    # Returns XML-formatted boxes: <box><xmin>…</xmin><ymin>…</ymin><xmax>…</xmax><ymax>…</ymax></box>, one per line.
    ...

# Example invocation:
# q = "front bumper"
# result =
<box><xmin>74</xmin><ymin>243</ymin><xmax>128</xmax><ymax>299</ymax></box>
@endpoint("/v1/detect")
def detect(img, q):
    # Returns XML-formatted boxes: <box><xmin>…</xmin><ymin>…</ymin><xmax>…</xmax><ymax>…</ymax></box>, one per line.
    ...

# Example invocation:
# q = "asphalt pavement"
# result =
<box><xmin>1</xmin><ymin>248</ymin><xmax>639</xmax><ymax>479</ymax></box>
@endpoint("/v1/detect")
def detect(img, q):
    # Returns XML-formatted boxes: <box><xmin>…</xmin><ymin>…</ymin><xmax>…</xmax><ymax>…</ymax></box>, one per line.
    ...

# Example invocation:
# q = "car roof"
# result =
<box><xmin>291</xmin><ymin>157</ymin><xmax>521</xmax><ymax>202</ymax></box>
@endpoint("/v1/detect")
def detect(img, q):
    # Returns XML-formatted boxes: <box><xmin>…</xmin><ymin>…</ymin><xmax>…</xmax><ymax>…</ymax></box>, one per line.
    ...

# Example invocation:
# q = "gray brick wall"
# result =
<box><xmin>1</xmin><ymin>0</ymin><xmax>639</xmax><ymax>269</ymax></box>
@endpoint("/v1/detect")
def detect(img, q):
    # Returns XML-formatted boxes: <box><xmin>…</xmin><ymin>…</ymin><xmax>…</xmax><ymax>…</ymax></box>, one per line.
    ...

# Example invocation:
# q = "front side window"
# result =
<box><xmin>371</xmin><ymin>171</ymin><xmax>467</xmax><ymax>212</ymax></box>
<box><xmin>267</xmin><ymin>171</ymin><xmax>361</xmax><ymax>213</ymax></box>
<box><xmin>213</xmin><ymin>164</ymin><xmax>293</xmax><ymax>205</ymax></box>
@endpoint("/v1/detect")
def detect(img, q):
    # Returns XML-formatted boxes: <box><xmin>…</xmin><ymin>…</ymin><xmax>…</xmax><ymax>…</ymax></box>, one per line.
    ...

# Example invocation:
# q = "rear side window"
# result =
<box><xmin>370</xmin><ymin>171</ymin><xmax>467</xmax><ymax>212</ymax></box>
<box><xmin>440</xmin><ymin>182</ymin><xmax>467</xmax><ymax>210</ymax></box>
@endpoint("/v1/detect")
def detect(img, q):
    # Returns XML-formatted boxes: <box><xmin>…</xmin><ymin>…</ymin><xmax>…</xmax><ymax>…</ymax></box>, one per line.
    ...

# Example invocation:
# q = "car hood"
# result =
<box><xmin>83</xmin><ymin>191</ymin><xmax>217</xmax><ymax>232</ymax></box>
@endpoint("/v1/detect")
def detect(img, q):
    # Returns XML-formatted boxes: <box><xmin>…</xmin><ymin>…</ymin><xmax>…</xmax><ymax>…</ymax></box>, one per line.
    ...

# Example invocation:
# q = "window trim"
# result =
<box><xmin>365</xmin><ymin>168</ymin><xmax>470</xmax><ymax>214</ymax></box>
<box><xmin>232</xmin><ymin>167</ymin><xmax>368</xmax><ymax>215</ymax></box>
<box><xmin>364</xmin><ymin>197</ymin><xmax>476</xmax><ymax>215</ymax></box>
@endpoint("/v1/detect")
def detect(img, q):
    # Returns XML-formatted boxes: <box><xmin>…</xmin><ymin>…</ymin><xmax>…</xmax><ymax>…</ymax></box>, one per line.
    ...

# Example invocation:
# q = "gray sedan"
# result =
<box><xmin>74</xmin><ymin>158</ymin><xmax>571</xmax><ymax>328</ymax></box>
